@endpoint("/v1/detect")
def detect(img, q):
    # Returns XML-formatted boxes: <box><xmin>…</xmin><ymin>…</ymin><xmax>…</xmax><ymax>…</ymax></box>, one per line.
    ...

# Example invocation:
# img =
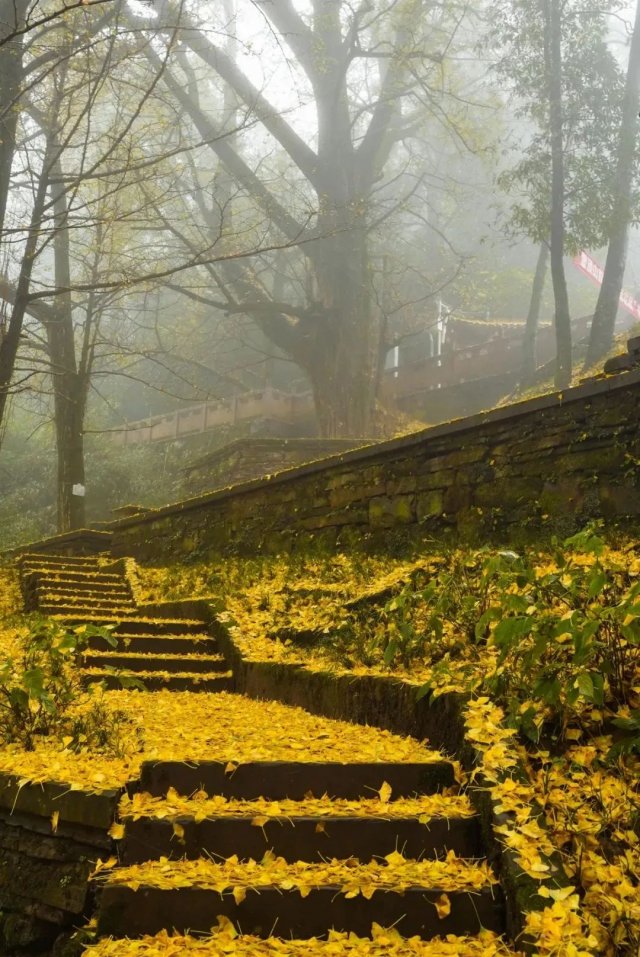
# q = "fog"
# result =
<box><xmin>1</xmin><ymin>0</ymin><xmax>639</xmax><ymax>543</ymax></box>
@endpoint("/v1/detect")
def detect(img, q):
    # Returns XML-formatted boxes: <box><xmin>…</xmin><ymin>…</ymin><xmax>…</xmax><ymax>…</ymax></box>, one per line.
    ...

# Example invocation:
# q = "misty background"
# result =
<box><xmin>1</xmin><ymin>0</ymin><xmax>639</xmax><ymax>546</ymax></box>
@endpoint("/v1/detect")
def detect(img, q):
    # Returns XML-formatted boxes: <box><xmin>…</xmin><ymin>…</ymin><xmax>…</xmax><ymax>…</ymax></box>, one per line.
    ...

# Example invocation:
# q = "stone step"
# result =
<box><xmin>603</xmin><ymin>352</ymin><xmax>635</xmax><ymax>374</ymax></box>
<box><xmin>80</xmin><ymin>670</ymin><xmax>234</xmax><ymax>693</ymax></box>
<box><xmin>87</xmin><ymin>633</ymin><xmax>219</xmax><ymax>655</ymax></box>
<box><xmin>627</xmin><ymin>334</ymin><xmax>640</xmax><ymax>356</ymax></box>
<box><xmin>19</xmin><ymin>553</ymin><xmax>108</xmax><ymax>568</ymax></box>
<box><xmin>139</xmin><ymin>760</ymin><xmax>456</xmax><ymax>800</ymax></box>
<box><xmin>118</xmin><ymin>793</ymin><xmax>482</xmax><ymax>864</ymax></box>
<box><xmin>23</xmin><ymin>568</ymin><xmax>124</xmax><ymax>585</ymax></box>
<box><xmin>95</xmin><ymin>856</ymin><xmax>504</xmax><ymax>940</ymax></box>
<box><xmin>37</xmin><ymin>589</ymin><xmax>135</xmax><ymax>608</ymax></box>
<box><xmin>81</xmin><ymin>929</ymin><xmax>517</xmax><ymax>957</ymax></box>
<box><xmin>81</xmin><ymin>651</ymin><xmax>229</xmax><ymax>674</ymax></box>
<box><xmin>51</xmin><ymin>615</ymin><xmax>207</xmax><ymax>635</ymax></box>
<box><xmin>41</xmin><ymin>602</ymin><xmax>137</xmax><ymax>617</ymax></box>
<box><xmin>33</xmin><ymin>577</ymin><xmax>131</xmax><ymax>596</ymax></box>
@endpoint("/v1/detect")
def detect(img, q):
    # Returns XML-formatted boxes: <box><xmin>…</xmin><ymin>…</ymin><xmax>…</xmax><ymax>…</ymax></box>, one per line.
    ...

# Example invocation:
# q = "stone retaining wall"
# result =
<box><xmin>111</xmin><ymin>371</ymin><xmax>640</xmax><ymax>561</ymax></box>
<box><xmin>181</xmin><ymin>437</ymin><xmax>365</xmax><ymax>496</ymax></box>
<box><xmin>0</xmin><ymin>775</ymin><xmax>118</xmax><ymax>955</ymax></box>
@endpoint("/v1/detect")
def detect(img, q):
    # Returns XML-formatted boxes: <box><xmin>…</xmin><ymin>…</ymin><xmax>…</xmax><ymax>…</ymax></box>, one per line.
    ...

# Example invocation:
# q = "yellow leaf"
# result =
<box><xmin>251</xmin><ymin>816</ymin><xmax>269</xmax><ymax>828</ymax></box>
<box><xmin>172</xmin><ymin>822</ymin><xmax>185</xmax><ymax>843</ymax></box>
<box><xmin>108</xmin><ymin>822</ymin><xmax>125</xmax><ymax>840</ymax></box>
<box><xmin>435</xmin><ymin>892</ymin><xmax>451</xmax><ymax>919</ymax></box>
<box><xmin>232</xmin><ymin>885</ymin><xmax>246</xmax><ymax>905</ymax></box>
<box><xmin>378</xmin><ymin>781</ymin><xmax>392</xmax><ymax>803</ymax></box>
<box><xmin>51</xmin><ymin>810</ymin><xmax>59</xmax><ymax>833</ymax></box>
<box><xmin>91</xmin><ymin>856</ymin><xmax>117</xmax><ymax>877</ymax></box>
<box><xmin>315</xmin><ymin>821</ymin><xmax>326</xmax><ymax>834</ymax></box>
<box><xmin>225</xmin><ymin>761</ymin><xmax>238</xmax><ymax>776</ymax></box>
<box><xmin>212</xmin><ymin>915</ymin><xmax>237</xmax><ymax>939</ymax></box>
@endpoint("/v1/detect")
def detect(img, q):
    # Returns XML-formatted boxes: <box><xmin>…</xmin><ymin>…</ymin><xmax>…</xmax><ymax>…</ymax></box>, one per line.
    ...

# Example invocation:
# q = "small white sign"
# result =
<box><xmin>72</xmin><ymin>484</ymin><xmax>86</xmax><ymax>497</ymax></box>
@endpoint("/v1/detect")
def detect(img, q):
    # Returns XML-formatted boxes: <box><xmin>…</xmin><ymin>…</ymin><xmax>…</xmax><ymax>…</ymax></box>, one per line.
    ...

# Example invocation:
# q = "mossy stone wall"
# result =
<box><xmin>111</xmin><ymin>371</ymin><xmax>640</xmax><ymax>561</ymax></box>
<box><xmin>0</xmin><ymin>776</ymin><xmax>118</xmax><ymax>955</ymax></box>
<box><xmin>182</xmin><ymin>438</ymin><xmax>364</xmax><ymax>496</ymax></box>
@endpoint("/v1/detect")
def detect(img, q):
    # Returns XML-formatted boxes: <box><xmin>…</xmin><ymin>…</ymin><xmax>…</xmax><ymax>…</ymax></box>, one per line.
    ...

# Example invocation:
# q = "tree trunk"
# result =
<box><xmin>585</xmin><ymin>0</ymin><xmax>640</xmax><ymax>366</ymax></box>
<box><xmin>520</xmin><ymin>241</ymin><xmax>549</xmax><ymax>387</ymax></box>
<box><xmin>0</xmin><ymin>0</ymin><xmax>27</xmax><ymax>235</ymax></box>
<box><xmin>544</xmin><ymin>0</ymin><xmax>572</xmax><ymax>389</ymax></box>
<box><xmin>308</xmin><ymin>210</ymin><xmax>377</xmax><ymax>438</ymax></box>
<box><xmin>140</xmin><ymin>1</ymin><xmax>418</xmax><ymax>437</ymax></box>
<box><xmin>48</xmin><ymin>164</ymin><xmax>87</xmax><ymax>532</ymax></box>
<box><xmin>0</xmin><ymin>134</ymin><xmax>56</xmax><ymax>437</ymax></box>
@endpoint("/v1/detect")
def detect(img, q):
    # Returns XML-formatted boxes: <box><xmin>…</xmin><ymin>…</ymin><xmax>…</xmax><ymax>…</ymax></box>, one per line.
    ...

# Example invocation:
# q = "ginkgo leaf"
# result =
<box><xmin>172</xmin><ymin>822</ymin><xmax>185</xmax><ymax>843</ymax></box>
<box><xmin>435</xmin><ymin>892</ymin><xmax>451</xmax><ymax>919</ymax></box>
<box><xmin>50</xmin><ymin>810</ymin><xmax>59</xmax><ymax>833</ymax></box>
<box><xmin>108</xmin><ymin>822</ymin><xmax>125</xmax><ymax>840</ymax></box>
<box><xmin>231</xmin><ymin>885</ymin><xmax>246</xmax><ymax>905</ymax></box>
<box><xmin>378</xmin><ymin>781</ymin><xmax>392</xmax><ymax>803</ymax></box>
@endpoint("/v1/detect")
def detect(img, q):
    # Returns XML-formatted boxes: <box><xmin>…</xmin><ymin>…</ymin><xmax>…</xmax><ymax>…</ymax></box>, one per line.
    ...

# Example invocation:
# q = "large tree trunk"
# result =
<box><xmin>48</xmin><ymin>164</ymin><xmax>87</xmax><ymax>532</ymax></box>
<box><xmin>544</xmin><ymin>0</ymin><xmax>572</xmax><ymax>389</ymax></box>
<box><xmin>308</xmin><ymin>217</ymin><xmax>377</xmax><ymax>437</ymax></box>
<box><xmin>585</xmin><ymin>0</ymin><xmax>640</xmax><ymax>366</ymax></box>
<box><xmin>520</xmin><ymin>241</ymin><xmax>549</xmax><ymax>387</ymax></box>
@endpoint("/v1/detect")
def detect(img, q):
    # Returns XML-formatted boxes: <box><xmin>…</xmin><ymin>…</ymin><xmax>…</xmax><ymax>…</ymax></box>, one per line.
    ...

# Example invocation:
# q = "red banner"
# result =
<box><xmin>573</xmin><ymin>250</ymin><xmax>640</xmax><ymax>321</ymax></box>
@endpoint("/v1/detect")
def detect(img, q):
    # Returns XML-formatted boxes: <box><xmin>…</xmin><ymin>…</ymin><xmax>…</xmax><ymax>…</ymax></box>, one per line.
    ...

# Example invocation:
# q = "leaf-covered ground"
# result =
<box><xmin>134</xmin><ymin>536</ymin><xmax>640</xmax><ymax>956</ymax></box>
<box><xmin>0</xmin><ymin>689</ymin><xmax>442</xmax><ymax>791</ymax></box>
<box><xmin>2</xmin><ymin>539</ymin><xmax>640</xmax><ymax>954</ymax></box>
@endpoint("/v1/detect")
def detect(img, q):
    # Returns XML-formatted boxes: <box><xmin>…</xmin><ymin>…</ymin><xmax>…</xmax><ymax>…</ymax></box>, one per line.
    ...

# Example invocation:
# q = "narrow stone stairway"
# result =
<box><xmin>89</xmin><ymin>755</ymin><xmax>508</xmax><ymax>951</ymax></box>
<box><xmin>18</xmin><ymin>553</ymin><xmax>232</xmax><ymax>692</ymax></box>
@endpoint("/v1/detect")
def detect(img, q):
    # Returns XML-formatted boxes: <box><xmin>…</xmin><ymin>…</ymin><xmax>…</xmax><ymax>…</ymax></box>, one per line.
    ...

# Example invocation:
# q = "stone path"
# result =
<box><xmin>19</xmin><ymin>553</ymin><xmax>232</xmax><ymax>691</ymax></box>
<box><xmin>17</xmin><ymin>553</ymin><xmax>513</xmax><ymax>954</ymax></box>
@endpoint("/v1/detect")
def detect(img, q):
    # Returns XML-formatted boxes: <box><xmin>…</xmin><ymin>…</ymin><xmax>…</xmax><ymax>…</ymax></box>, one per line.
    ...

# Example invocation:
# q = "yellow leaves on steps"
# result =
<box><xmin>0</xmin><ymin>690</ymin><xmax>441</xmax><ymax>792</ymax></box>
<box><xmin>100</xmin><ymin>849</ymin><xmax>498</xmax><ymax>896</ymax></box>
<box><xmin>82</xmin><ymin>921</ymin><xmax>518</xmax><ymax>957</ymax></box>
<box><xmin>118</xmin><ymin>787</ymin><xmax>475</xmax><ymax>825</ymax></box>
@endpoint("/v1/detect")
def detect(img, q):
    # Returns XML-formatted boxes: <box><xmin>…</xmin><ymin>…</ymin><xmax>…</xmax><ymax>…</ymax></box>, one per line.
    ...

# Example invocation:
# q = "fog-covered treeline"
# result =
<box><xmin>1</xmin><ymin>0</ymin><xmax>639</xmax><ymax>537</ymax></box>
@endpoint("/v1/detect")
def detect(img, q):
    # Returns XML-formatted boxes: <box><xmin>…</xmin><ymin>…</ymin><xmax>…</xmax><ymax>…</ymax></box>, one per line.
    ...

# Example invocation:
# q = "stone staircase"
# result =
<box><xmin>91</xmin><ymin>756</ymin><xmax>507</xmax><ymax>947</ymax></box>
<box><xmin>16</xmin><ymin>552</ymin><xmax>515</xmax><ymax>953</ymax></box>
<box><xmin>18</xmin><ymin>553</ymin><xmax>232</xmax><ymax>692</ymax></box>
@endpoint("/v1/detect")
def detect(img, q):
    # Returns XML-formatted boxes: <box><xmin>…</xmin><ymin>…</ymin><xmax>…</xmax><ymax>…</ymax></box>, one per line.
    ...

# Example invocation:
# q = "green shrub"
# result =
<box><xmin>0</xmin><ymin>617</ymin><xmax>134</xmax><ymax>753</ymax></box>
<box><xmin>419</xmin><ymin>528</ymin><xmax>640</xmax><ymax>745</ymax></box>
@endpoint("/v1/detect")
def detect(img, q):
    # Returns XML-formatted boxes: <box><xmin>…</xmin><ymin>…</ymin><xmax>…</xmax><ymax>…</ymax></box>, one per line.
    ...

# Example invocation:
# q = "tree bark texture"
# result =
<box><xmin>520</xmin><ymin>241</ymin><xmax>549</xmax><ymax>386</ymax></box>
<box><xmin>0</xmin><ymin>0</ymin><xmax>27</xmax><ymax>234</ymax></box>
<box><xmin>544</xmin><ymin>0</ymin><xmax>572</xmax><ymax>389</ymax></box>
<box><xmin>0</xmin><ymin>133</ymin><xmax>57</xmax><ymax>437</ymax></box>
<box><xmin>585</xmin><ymin>0</ymin><xmax>640</xmax><ymax>366</ymax></box>
<box><xmin>48</xmin><ymin>163</ymin><xmax>87</xmax><ymax>532</ymax></box>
